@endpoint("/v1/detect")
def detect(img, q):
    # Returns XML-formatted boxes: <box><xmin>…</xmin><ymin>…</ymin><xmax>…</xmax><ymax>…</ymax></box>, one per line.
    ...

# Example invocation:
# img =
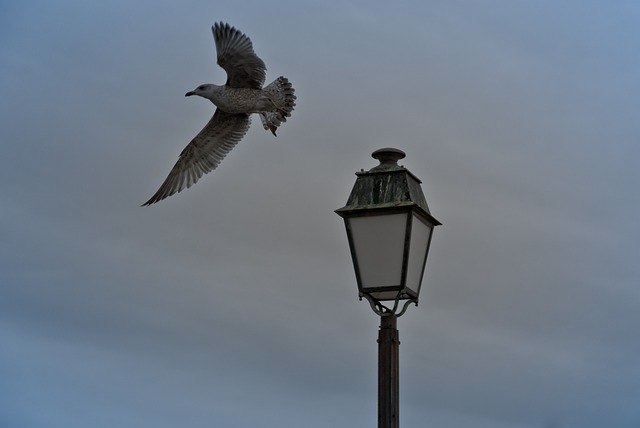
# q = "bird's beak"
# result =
<box><xmin>185</xmin><ymin>91</ymin><xmax>195</xmax><ymax>97</ymax></box>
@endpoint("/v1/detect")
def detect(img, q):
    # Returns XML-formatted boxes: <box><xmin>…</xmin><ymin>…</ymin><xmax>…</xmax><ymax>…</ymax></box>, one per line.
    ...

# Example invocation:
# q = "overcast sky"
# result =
<box><xmin>2</xmin><ymin>1</ymin><xmax>640</xmax><ymax>427</ymax></box>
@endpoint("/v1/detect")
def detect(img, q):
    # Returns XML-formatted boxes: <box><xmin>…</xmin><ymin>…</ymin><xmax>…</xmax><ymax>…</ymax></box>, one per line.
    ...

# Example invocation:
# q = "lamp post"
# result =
<box><xmin>336</xmin><ymin>148</ymin><xmax>441</xmax><ymax>428</ymax></box>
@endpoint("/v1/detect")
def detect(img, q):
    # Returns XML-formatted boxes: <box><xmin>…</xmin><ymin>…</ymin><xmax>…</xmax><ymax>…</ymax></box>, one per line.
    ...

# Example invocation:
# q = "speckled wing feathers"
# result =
<box><xmin>213</xmin><ymin>22</ymin><xmax>266</xmax><ymax>89</ymax></box>
<box><xmin>141</xmin><ymin>110</ymin><xmax>250</xmax><ymax>206</ymax></box>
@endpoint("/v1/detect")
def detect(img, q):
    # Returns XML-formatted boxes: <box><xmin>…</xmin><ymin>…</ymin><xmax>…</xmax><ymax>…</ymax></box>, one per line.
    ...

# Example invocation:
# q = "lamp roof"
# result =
<box><xmin>335</xmin><ymin>148</ymin><xmax>440</xmax><ymax>224</ymax></box>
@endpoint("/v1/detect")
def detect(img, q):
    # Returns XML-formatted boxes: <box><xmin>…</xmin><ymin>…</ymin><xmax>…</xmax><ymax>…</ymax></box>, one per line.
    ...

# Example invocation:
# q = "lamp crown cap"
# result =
<box><xmin>371</xmin><ymin>148</ymin><xmax>406</xmax><ymax>166</ymax></box>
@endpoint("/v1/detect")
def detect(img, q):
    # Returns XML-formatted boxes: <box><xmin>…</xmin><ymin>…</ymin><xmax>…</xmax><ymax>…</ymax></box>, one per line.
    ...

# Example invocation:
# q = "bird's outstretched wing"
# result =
<box><xmin>142</xmin><ymin>110</ymin><xmax>251</xmax><ymax>206</ymax></box>
<box><xmin>212</xmin><ymin>22</ymin><xmax>266</xmax><ymax>89</ymax></box>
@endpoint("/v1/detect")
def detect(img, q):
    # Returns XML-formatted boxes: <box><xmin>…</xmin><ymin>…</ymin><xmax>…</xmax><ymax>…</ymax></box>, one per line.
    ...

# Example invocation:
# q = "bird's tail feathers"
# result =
<box><xmin>261</xmin><ymin>76</ymin><xmax>296</xmax><ymax>136</ymax></box>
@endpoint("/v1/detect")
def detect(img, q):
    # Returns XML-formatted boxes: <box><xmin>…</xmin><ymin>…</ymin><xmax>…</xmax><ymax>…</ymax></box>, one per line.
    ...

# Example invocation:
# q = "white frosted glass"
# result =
<box><xmin>405</xmin><ymin>215</ymin><xmax>432</xmax><ymax>294</ymax></box>
<box><xmin>349</xmin><ymin>213</ymin><xmax>407</xmax><ymax>288</ymax></box>
<box><xmin>370</xmin><ymin>290</ymin><xmax>406</xmax><ymax>301</ymax></box>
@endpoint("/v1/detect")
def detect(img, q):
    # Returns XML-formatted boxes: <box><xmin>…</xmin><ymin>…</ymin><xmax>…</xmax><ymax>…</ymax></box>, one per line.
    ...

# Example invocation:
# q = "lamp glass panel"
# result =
<box><xmin>370</xmin><ymin>290</ymin><xmax>406</xmax><ymax>301</ymax></box>
<box><xmin>405</xmin><ymin>214</ymin><xmax>432</xmax><ymax>294</ymax></box>
<box><xmin>349</xmin><ymin>213</ymin><xmax>407</xmax><ymax>289</ymax></box>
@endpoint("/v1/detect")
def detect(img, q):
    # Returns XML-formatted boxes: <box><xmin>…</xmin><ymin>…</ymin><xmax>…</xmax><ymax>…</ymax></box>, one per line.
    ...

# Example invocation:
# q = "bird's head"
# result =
<box><xmin>185</xmin><ymin>84</ymin><xmax>216</xmax><ymax>98</ymax></box>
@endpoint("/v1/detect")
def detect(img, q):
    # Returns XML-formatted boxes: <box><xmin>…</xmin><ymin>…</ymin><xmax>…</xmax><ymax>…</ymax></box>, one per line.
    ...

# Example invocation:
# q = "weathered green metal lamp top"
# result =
<box><xmin>336</xmin><ymin>148</ymin><xmax>439</xmax><ymax>223</ymax></box>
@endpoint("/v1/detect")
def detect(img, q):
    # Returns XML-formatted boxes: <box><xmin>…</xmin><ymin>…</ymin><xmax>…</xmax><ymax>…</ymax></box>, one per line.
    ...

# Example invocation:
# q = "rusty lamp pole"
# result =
<box><xmin>335</xmin><ymin>148</ymin><xmax>441</xmax><ymax>428</ymax></box>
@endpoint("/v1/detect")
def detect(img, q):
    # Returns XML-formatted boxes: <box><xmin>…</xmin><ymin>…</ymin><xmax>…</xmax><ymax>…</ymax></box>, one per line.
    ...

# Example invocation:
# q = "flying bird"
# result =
<box><xmin>142</xmin><ymin>22</ymin><xmax>296</xmax><ymax>206</ymax></box>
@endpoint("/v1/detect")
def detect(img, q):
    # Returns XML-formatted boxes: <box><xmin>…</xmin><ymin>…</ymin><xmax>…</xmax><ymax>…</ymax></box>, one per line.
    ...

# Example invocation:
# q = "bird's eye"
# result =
<box><xmin>198</xmin><ymin>85</ymin><xmax>206</xmax><ymax>90</ymax></box>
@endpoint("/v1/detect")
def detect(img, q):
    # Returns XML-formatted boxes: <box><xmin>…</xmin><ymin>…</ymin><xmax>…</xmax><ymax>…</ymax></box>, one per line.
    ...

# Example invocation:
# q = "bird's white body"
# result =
<box><xmin>190</xmin><ymin>84</ymin><xmax>276</xmax><ymax>114</ymax></box>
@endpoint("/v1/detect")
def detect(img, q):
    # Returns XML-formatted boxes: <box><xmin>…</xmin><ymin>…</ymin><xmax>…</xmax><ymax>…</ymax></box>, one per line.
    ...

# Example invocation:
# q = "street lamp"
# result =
<box><xmin>335</xmin><ymin>148</ymin><xmax>441</xmax><ymax>428</ymax></box>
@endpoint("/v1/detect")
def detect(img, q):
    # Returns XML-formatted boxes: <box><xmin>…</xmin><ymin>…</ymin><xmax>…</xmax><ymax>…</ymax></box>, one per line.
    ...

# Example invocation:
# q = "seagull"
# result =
<box><xmin>142</xmin><ymin>22</ymin><xmax>296</xmax><ymax>206</ymax></box>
